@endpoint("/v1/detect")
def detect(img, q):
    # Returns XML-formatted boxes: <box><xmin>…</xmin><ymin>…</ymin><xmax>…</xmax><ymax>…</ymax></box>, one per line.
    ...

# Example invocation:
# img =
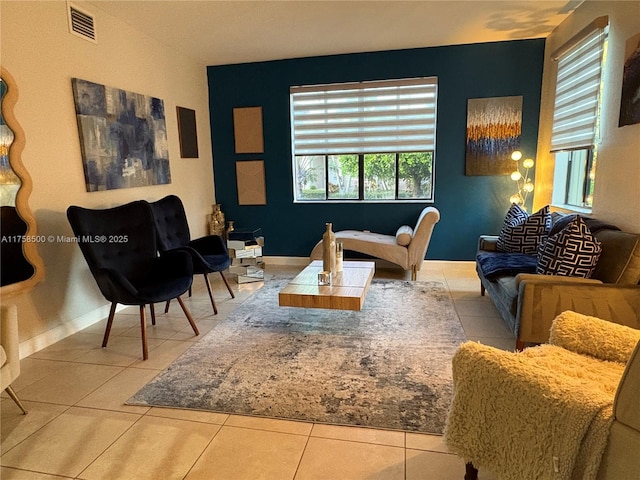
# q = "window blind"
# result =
<box><xmin>550</xmin><ymin>25</ymin><xmax>607</xmax><ymax>152</ymax></box>
<box><xmin>290</xmin><ymin>77</ymin><xmax>438</xmax><ymax>155</ymax></box>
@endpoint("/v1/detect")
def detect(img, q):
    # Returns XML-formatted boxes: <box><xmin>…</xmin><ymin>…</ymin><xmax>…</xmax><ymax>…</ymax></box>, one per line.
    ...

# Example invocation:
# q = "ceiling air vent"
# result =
<box><xmin>67</xmin><ymin>2</ymin><xmax>97</xmax><ymax>44</ymax></box>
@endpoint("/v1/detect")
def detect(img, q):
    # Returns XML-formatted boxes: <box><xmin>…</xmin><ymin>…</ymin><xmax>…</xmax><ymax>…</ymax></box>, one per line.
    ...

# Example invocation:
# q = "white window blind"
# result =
<box><xmin>550</xmin><ymin>25</ymin><xmax>607</xmax><ymax>152</ymax></box>
<box><xmin>290</xmin><ymin>77</ymin><xmax>438</xmax><ymax>155</ymax></box>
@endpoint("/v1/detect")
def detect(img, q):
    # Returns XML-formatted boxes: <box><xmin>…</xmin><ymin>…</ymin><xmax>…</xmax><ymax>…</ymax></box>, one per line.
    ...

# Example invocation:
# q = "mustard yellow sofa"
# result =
<box><xmin>444</xmin><ymin>311</ymin><xmax>640</xmax><ymax>480</ymax></box>
<box><xmin>477</xmin><ymin>216</ymin><xmax>640</xmax><ymax>349</ymax></box>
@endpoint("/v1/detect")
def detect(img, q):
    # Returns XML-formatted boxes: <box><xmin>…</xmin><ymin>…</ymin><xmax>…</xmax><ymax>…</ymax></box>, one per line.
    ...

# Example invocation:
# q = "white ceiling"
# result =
<box><xmin>88</xmin><ymin>0</ymin><xmax>582</xmax><ymax>66</ymax></box>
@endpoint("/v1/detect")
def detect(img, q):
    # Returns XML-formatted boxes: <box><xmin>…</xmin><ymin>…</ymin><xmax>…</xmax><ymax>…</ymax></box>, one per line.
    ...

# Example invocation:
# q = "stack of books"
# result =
<box><xmin>227</xmin><ymin>228</ymin><xmax>264</xmax><ymax>283</ymax></box>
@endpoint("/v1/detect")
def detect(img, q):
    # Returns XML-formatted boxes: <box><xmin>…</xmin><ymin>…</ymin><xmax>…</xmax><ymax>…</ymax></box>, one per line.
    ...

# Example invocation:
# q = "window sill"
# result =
<box><xmin>293</xmin><ymin>199</ymin><xmax>435</xmax><ymax>204</ymax></box>
<box><xmin>550</xmin><ymin>203</ymin><xmax>593</xmax><ymax>215</ymax></box>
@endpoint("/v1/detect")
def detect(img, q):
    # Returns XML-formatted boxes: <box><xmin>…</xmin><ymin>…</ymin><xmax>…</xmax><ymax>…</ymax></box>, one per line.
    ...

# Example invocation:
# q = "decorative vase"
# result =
<box><xmin>322</xmin><ymin>223</ymin><xmax>336</xmax><ymax>273</ymax></box>
<box><xmin>226</xmin><ymin>220</ymin><xmax>235</xmax><ymax>239</ymax></box>
<box><xmin>209</xmin><ymin>204</ymin><xmax>226</xmax><ymax>237</ymax></box>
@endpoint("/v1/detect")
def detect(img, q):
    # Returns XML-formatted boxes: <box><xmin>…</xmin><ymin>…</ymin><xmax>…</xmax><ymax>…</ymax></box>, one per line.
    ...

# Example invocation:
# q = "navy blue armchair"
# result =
<box><xmin>149</xmin><ymin>195</ymin><xmax>234</xmax><ymax>315</ymax></box>
<box><xmin>67</xmin><ymin>200</ymin><xmax>199</xmax><ymax>360</ymax></box>
<box><xmin>1</xmin><ymin>206</ymin><xmax>35</xmax><ymax>286</ymax></box>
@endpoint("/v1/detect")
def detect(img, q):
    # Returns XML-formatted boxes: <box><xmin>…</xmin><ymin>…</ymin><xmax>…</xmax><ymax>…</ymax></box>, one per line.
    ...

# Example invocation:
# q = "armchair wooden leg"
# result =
<box><xmin>516</xmin><ymin>339</ymin><xmax>526</xmax><ymax>351</ymax></box>
<box><xmin>150</xmin><ymin>303</ymin><xmax>156</xmax><ymax>325</ymax></box>
<box><xmin>480</xmin><ymin>284</ymin><xmax>485</xmax><ymax>296</ymax></box>
<box><xmin>203</xmin><ymin>274</ymin><xmax>218</xmax><ymax>315</ymax></box>
<box><xmin>177</xmin><ymin>296</ymin><xmax>199</xmax><ymax>336</ymax></box>
<box><xmin>164</xmin><ymin>300</ymin><xmax>171</xmax><ymax>313</ymax></box>
<box><xmin>411</xmin><ymin>265</ymin><xmax>417</xmax><ymax>281</ymax></box>
<box><xmin>139</xmin><ymin>305</ymin><xmax>148</xmax><ymax>361</ymax></box>
<box><xmin>102</xmin><ymin>302</ymin><xmax>117</xmax><ymax>348</ymax></box>
<box><xmin>219</xmin><ymin>271</ymin><xmax>235</xmax><ymax>298</ymax></box>
<box><xmin>5</xmin><ymin>386</ymin><xmax>27</xmax><ymax>414</ymax></box>
<box><xmin>465</xmin><ymin>462</ymin><xmax>478</xmax><ymax>480</ymax></box>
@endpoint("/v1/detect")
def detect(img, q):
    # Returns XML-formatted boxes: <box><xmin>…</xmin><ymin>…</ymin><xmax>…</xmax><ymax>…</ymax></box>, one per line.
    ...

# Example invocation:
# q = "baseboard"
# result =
<box><xmin>264</xmin><ymin>256</ymin><xmax>475</xmax><ymax>270</ymax></box>
<box><xmin>20</xmin><ymin>258</ymin><xmax>474</xmax><ymax>358</ymax></box>
<box><xmin>19</xmin><ymin>303</ymin><xmax>126</xmax><ymax>359</ymax></box>
<box><xmin>422</xmin><ymin>260</ymin><xmax>476</xmax><ymax>269</ymax></box>
<box><xmin>263</xmin><ymin>256</ymin><xmax>402</xmax><ymax>269</ymax></box>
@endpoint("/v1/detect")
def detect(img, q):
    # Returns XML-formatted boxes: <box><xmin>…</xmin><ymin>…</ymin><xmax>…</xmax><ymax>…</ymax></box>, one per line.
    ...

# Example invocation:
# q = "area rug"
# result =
<box><xmin>127</xmin><ymin>279</ymin><xmax>466</xmax><ymax>433</ymax></box>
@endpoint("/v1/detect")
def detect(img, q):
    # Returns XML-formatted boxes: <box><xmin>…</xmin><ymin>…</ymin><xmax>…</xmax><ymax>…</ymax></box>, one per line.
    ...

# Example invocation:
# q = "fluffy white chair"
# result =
<box><xmin>310</xmin><ymin>206</ymin><xmax>440</xmax><ymax>280</ymax></box>
<box><xmin>444</xmin><ymin>311</ymin><xmax>640</xmax><ymax>480</ymax></box>
<box><xmin>1</xmin><ymin>303</ymin><xmax>27</xmax><ymax>414</ymax></box>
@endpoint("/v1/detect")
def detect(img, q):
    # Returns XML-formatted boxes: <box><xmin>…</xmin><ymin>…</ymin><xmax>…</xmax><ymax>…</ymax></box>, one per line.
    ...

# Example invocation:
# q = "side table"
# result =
<box><xmin>227</xmin><ymin>232</ymin><xmax>265</xmax><ymax>284</ymax></box>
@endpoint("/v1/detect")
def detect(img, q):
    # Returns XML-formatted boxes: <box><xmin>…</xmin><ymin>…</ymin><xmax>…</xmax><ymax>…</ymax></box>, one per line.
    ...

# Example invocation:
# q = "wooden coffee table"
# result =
<box><xmin>278</xmin><ymin>260</ymin><xmax>375</xmax><ymax>311</ymax></box>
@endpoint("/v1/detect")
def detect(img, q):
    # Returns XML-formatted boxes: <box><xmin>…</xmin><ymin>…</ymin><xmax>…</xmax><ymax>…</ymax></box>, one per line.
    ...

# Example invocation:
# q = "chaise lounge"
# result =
<box><xmin>309</xmin><ymin>206</ymin><xmax>440</xmax><ymax>280</ymax></box>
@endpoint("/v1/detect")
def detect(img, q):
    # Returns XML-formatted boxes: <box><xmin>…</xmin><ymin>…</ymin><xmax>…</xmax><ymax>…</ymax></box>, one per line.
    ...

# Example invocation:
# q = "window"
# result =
<box><xmin>290</xmin><ymin>78</ymin><xmax>437</xmax><ymax>202</ymax></box>
<box><xmin>551</xmin><ymin>150</ymin><xmax>595</xmax><ymax>207</ymax></box>
<box><xmin>550</xmin><ymin>17</ymin><xmax>608</xmax><ymax>209</ymax></box>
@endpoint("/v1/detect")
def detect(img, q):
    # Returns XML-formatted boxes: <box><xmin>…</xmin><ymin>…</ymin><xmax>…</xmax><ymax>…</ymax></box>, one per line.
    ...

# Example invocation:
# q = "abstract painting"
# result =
<box><xmin>71</xmin><ymin>78</ymin><xmax>170</xmax><ymax>191</ymax></box>
<box><xmin>619</xmin><ymin>32</ymin><xmax>640</xmax><ymax>127</ymax></box>
<box><xmin>465</xmin><ymin>96</ymin><xmax>522</xmax><ymax>176</ymax></box>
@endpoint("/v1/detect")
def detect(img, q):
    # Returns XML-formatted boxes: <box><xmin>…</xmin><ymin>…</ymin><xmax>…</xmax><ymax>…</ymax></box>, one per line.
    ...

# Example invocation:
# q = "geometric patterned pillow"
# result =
<box><xmin>536</xmin><ymin>217</ymin><xmax>602</xmax><ymax>278</ymax></box>
<box><xmin>496</xmin><ymin>204</ymin><xmax>551</xmax><ymax>254</ymax></box>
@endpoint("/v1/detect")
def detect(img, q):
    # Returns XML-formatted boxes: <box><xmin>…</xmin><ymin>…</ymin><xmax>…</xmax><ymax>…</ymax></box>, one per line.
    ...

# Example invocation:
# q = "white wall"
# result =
<box><xmin>1</xmin><ymin>1</ymin><xmax>216</xmax><ymax>355</ymax></box>
<box><xmin>534</xmin><ymin>1</ymin><xmax>640</xmax><ymax>231</ymax></box>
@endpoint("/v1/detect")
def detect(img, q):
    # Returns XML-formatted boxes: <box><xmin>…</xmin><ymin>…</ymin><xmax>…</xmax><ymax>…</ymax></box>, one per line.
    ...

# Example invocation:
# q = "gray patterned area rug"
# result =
<box><xmin>127</xmin><ymin>279</ymin><xmax>466</xmax><ymax>433</ymax></box>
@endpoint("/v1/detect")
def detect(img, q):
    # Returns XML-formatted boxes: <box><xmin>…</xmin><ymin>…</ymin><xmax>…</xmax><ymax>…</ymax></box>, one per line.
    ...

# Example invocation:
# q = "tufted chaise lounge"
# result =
<box><xmin>310</xmin><ymin>206</ymin><xmax>440</xmax><ymax>280</ymax></box>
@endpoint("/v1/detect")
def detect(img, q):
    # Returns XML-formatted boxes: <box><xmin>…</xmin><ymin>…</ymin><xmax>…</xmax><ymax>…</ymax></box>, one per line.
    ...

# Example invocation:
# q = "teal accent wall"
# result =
<box><xmin>207</xmin><ymin>39</ymin><xmax>545</xmax><ymax>261</ymax></box>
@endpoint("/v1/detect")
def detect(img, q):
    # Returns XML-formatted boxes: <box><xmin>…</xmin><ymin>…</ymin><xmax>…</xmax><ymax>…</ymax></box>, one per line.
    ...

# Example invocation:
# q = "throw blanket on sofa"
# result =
<box><xmin>476</xmin><ymin>252</ymin><xmax>537</xmax><ymax>280</ymax></box>
<box><xmin>444</xmin><ymin>342</ymin><xmax>625</xmax><ymax>480</ymax></box>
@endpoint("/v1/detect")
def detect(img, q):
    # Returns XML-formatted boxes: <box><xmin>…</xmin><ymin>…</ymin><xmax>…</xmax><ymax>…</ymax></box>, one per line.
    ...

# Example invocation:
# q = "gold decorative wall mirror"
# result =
<box><xmin>1</xmin><ymin>67</ymin><xmax>44</xmax><ymax>297</ymax></box>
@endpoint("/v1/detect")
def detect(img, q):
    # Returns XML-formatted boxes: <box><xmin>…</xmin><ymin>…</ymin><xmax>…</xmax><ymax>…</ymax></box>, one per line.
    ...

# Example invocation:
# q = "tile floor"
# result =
<box><xmin>1</xmin><ymin>261</ymin><xmax>509</xmax><ymax>480</ymax></box>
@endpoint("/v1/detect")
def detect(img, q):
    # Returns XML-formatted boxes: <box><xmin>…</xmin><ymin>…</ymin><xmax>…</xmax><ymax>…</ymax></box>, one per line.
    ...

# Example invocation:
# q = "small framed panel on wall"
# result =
<box><xmin>177</xmin><ymin>106</ymin><xmax>199</xmax><ymax>158</ymax></box>
<box><xmin>233</xmin><ymin>106</ymin><xmax>264</xmax><ymax>153</ymax></box>
<box><xmin>236</xmin><ymin>160</ymin><xmax>266</xmax><ymax>205</ymax></box>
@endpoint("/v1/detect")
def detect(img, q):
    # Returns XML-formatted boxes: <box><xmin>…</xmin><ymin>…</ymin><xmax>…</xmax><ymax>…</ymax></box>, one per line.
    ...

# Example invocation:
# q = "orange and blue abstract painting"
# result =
<box><xmin>465</xmin><ymin>95</ymin><xmax>522</xmax><ymax>176</ymax></box>
<box><xmin>71</xmin><ymin>78</ymin><xmax>171</xmax><ymax>191</ymax></box>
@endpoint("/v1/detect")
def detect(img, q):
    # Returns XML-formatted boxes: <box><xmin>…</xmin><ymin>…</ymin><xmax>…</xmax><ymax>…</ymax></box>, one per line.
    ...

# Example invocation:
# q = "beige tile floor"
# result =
<box><xmin>1</xmin><ymin>261</ymin><xmax>509</xmax><ymax>480</ymax></box>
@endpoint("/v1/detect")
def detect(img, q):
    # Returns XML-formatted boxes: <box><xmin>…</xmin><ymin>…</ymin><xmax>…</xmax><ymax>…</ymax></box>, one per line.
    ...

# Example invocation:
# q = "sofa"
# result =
<box><xmin>310</xmin><ymin>206</ymin><xmax>440</xmax><ymax>280</ymax></box>
<box><xmin>444</xmin><ymin>311</ymin><xmax>640</xmax><ymax>480</ymax></box>
<box><xmin>477</xmin><ymin>212</ymin><xmax>640</xmax><ymax>349</ymax></box>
